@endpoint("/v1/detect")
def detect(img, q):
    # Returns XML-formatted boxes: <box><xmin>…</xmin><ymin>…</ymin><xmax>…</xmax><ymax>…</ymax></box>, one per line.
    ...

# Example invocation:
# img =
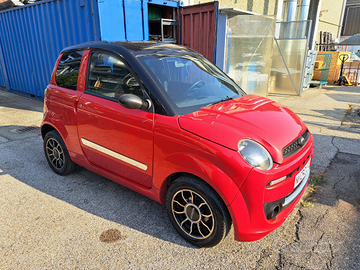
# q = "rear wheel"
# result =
<box><xmin>44</xmin><ymin>130</ymin><xmax>77</xmax><ymax>175</ymax></box>
<box><xmin>166</xmin><ymin>176</ymin><xmax>231</xmax><ymax>247</ymax></box>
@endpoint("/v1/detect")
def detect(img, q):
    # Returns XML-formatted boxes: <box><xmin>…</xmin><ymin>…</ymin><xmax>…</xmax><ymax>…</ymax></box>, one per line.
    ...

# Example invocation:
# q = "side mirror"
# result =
<box><xmin>118</xmin><ymin>94</ymin><xmax>151</xmax><ymax>110</ymax></box>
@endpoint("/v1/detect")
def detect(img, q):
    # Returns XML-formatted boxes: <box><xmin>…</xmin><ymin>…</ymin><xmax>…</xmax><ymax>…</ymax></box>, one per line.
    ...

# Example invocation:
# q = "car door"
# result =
<box><xmin>76</xmin><ymin>51</ymin><xmax>154</xmax><ymax>188</ymax></box>
<box><xmin>47</xmin><ymin>50</ymin><xmax>85</xmax><ymax>155</ymax></box>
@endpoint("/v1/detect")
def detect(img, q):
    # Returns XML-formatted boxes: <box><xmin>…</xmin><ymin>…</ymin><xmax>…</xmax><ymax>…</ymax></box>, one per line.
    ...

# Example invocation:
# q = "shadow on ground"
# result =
<box><xmin>0</xmin><ymin>132</ymin><xmax>198</xmax><ymax>248</ymax></box>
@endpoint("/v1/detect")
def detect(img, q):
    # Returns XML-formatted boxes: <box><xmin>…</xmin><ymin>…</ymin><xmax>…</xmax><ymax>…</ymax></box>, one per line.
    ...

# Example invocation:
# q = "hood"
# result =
<box><xmin>178</xmin><ymin>95</ymin><xmax>307</xmax><ymax>163</ymax></box>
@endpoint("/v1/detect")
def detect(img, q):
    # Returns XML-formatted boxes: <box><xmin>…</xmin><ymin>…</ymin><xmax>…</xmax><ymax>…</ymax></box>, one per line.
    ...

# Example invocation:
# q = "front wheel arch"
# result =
<box><xmin>166</xmin><ymin>175</ymin><xmax>232</xmax><ymax>247</ymax></box>
<box><xmin>167</xmin><ymin>174</ymin><xmax>232</xmax><ymax>224</ymax></box>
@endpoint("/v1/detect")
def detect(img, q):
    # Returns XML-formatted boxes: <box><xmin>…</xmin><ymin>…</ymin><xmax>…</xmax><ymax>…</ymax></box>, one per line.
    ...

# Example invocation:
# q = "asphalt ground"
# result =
<box><xmin>0</xmin><ymin>85</ymin><xmax>359</xmax><ymax>269</ymax></box>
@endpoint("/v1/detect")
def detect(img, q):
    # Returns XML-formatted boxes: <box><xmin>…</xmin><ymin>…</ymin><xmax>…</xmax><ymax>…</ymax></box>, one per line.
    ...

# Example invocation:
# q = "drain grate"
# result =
<box><xmin>17</xmin><ymin>126</ymin><xmax>39</xmax><ymax>133</ymax></box>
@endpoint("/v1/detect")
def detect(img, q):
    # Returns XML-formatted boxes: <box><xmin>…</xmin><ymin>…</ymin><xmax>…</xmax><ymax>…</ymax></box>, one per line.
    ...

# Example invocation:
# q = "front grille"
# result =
<box><xmin>282</xmin><ymin>129</ymin><xmax>309</xmax><ymax>158</ymax></box>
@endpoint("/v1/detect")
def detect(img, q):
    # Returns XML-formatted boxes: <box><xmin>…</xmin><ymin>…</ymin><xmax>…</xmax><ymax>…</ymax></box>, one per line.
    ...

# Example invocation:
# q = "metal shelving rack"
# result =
<box><xmin>149</xmin><ymin>18</ymin><xmax>178</xmax><ymax>43</ymax></box>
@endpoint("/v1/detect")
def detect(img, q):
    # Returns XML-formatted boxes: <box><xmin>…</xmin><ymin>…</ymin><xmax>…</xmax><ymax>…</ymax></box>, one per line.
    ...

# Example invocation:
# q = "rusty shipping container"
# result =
<box><xmin>181</xmin><ymin>2</ymin><xmax>218</xmax><ymax>63</ymax></box>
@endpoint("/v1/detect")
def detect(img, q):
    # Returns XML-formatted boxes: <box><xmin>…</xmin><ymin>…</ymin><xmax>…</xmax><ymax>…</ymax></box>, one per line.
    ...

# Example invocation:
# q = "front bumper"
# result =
<box><xmin>229</xmin><ymin>136</ymin><xmax>313</xmax><ymax>242</ymax></box>
<box><xmin>264</xmin><ymin>166</ymin><xmax>310</xmax><ymax>220</ymax></box>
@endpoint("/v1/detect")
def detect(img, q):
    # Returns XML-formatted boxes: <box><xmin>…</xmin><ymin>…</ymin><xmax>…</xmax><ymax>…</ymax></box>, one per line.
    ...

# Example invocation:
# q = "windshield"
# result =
<box><xmin>138</xmin><ymin>53</ymin><xmax>246</xmax><ymax>115</ymax></box>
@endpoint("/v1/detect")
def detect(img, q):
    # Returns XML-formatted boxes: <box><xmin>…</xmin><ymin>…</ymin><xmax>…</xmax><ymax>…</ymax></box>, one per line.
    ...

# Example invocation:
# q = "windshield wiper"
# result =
<box><xmin>204</xmin><ymin>96</ymin><xmax>233</xmax><ymax>108</ymax></box>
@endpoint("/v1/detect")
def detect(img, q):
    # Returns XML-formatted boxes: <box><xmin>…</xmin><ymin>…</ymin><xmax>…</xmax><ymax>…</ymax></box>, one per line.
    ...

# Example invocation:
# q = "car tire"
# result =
<box><xmin>44</xmin><ymin>130</ymin><xmax>77</xmax><ymax>175</ymax></box>
<box><xmin>166</xmin><ymin>176</ymin><xmax>231</xmax><ymax>248</ymax></box>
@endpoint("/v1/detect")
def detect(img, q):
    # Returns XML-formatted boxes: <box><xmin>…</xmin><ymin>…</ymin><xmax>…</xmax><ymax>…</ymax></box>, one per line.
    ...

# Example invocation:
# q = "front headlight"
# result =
<box><xmin>238</xmin><ymin>139</ymin><xmax>273</xmax><ymax>171</ymax></box>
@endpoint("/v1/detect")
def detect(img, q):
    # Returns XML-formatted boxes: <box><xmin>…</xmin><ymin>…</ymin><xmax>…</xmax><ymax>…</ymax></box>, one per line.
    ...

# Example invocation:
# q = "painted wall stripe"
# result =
<box><xmin>81</xmin><ymin>138</ymin><xmax>148</xmax><ymax>171</ymax></box>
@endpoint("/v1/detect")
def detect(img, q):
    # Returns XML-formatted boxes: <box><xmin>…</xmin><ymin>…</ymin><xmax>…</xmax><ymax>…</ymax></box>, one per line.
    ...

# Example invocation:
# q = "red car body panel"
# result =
<box><xmin>43</xmin><ymin>84</ymin><xmax>83</xmax><ymax>156</ymax></box>
<box><xmin>41</xmin><ymin>42</ymin><xmax>314</xmax><ymax>244</ymax></box>
<box><xmin>76</xmin><ymin>93</ymin><xmax>154</xmax><ymax>187</ymax></box>
<box><xmin>152</xmin><ymin>113</ymin><xmax>247</xmax><ymax>205</ymax></box>
<box><xmin>234</xmin><ymin>141</ymin><xmax>313</xmax><ymax>241</ymax></box>
<box><xmin>178</xmin><ymin>95</ymin><xmax>307</xmax><ymax>164</ymax></box>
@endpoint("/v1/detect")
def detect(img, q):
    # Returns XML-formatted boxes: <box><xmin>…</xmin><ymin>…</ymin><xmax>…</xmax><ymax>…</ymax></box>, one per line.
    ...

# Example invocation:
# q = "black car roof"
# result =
<box><xmin>60</xmin><ymin>41</ymin><xmax>197</xmax><ymax>56</ymax></box>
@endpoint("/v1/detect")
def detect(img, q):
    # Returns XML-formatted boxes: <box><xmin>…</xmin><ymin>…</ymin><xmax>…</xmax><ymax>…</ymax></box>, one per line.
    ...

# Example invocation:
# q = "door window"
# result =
<box><xmin>86</xmin><ymin>52</ymin><xmax>144</xmax><ymax>100</ymax></box>
<box><xmin>55</xmin><ymin>51</ymin><xmax>83</xmax><ymax>90</ymax></box>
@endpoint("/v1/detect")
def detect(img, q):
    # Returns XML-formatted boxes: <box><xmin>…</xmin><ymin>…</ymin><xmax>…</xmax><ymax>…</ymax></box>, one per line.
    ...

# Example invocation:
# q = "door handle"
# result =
<box><xmin>73</xmin><ymin>99</ymin><xmax>79</xmax><ymax>114</ymax></box>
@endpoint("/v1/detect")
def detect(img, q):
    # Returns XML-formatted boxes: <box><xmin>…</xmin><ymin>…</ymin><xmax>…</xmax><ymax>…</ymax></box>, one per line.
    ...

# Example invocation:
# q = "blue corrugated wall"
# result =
<box><xmin>0</xmin><ymin>0</ymin><xmax>181</xmax><ymax>99</ymax></box>
<box><xmin>0</xmin><ymin>0</ymin><xmax>101</xmax><ymax>100</ymax></box>
<box><xmin>0</xmin><ymin>40</ymin><xmax>6</xmax><ymax>89</ymax></box>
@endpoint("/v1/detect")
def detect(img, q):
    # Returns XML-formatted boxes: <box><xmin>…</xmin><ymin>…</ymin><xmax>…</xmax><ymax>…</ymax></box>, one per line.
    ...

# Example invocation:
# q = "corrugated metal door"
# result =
<box><xmin>98</xmin><ymin>0</ymin><xmax>126</xmax><ymax>40</ymax></box>
<box><xmin>124</xmin><ymin>0</ymin><xmax>148</xmax><ymax>41</ymax></box>
<box><xmin>0</xmin><ymin>0</ymin><xmax>101</xmax><ymax>100</ymax></box>
<box><xmin>98</xmin><ymin>0</ymin><xmax>149</xmax><ymax>41</ymax></box>
<box><xmin>181</xmin><ymin>2</ymin><xmax>218</xmax><ymax>62</ymax></box>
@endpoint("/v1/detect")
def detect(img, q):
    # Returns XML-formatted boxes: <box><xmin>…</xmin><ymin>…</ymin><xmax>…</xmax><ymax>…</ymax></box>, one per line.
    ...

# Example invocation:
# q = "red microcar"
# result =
<box><xmin>41</xmin><ymin>41</ymin><xmax>313</xmax><ymax>247</ymax></box>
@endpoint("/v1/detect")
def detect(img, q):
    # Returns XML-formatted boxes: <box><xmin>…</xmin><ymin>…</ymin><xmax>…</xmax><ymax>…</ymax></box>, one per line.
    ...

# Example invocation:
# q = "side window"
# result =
<box><xmin>55</xmin><ymin>51</ymin><xmax>83</xmax><ymax>90</ymax></box>
<box><xmin>86</xmin><ymin>52</ymin><xmax>143</xmax><ymax>100</ymax></box>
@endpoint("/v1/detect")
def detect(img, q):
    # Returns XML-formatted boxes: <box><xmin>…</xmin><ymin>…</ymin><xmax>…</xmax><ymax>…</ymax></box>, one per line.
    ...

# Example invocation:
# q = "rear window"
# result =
<box><xmin>55</xmin><ymin>51</ymin><xmax>83</xmax><ymax>90</ymax></box>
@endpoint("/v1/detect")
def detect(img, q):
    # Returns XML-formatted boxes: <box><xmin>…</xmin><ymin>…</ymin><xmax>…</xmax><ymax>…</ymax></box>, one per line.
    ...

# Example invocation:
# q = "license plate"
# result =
<box><xmin>294</xmin><ymin>159</ymin><xmax>311</xmax><ymax>188</ymax></box>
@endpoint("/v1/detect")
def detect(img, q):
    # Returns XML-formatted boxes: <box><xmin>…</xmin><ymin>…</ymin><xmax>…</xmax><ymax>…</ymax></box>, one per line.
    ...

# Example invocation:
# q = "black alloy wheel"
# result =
<box><xmin>44</xmin><ymin>130</ymin><xmax>77</xmax><ymax>175</ymax></box>
<box><xmin>166</xmin><ymin>176</ymin><xmax>231</xmax><ymax>248</ymax></box>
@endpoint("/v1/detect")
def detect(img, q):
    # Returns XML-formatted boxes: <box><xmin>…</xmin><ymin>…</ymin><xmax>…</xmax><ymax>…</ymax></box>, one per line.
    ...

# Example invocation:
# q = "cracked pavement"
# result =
<box><xmin>0</xmin><ymin>86</ymin><xmax>360</xmax><ymax>269</ymax></box>
<box><xmin>270</xmin><ymin>86</ymin><xmax>360</xmax><ymax>270</ymax></box>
